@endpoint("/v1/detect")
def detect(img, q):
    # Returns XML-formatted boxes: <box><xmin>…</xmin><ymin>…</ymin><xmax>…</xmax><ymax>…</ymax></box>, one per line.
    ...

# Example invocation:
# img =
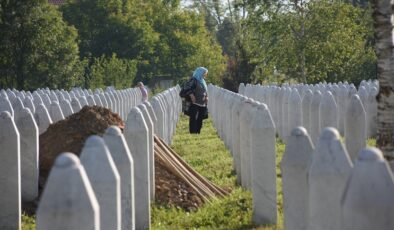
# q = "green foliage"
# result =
<box><xmin>87</xmin><ymin>54</ymin><xmax>137</xmax><ymax>89</ymax></box>
<box><xmin>61</xmin><ymin>0</ymin><xmax>226</xmax><ymax>86</ymax></box>
<box><xmin>0</xmin><ymin>1</ymin><xmax>83</xmax><ymax>90</ymax></box>
<box><xmin>247</xmin><ymin>0</ymin><xmax>376</xmax><ymax>84</ymax></box>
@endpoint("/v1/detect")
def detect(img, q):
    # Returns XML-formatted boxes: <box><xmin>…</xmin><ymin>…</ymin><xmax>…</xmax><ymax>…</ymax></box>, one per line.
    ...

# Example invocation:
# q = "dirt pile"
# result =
<box><xmin>39</xmin><ymin>106</ymin><xmax>124</xmax><ymax>188</ymax></box>
<box><xmin>155</xmin><ymin>158</ymin><xmax>203</xmax><ymax>211</ymax></box>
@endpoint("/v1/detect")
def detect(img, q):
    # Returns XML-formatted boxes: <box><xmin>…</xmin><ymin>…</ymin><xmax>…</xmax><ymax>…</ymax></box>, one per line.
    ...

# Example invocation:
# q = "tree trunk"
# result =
<box><xmin>371</xmin><ymin>0</ymin><xmax>394</xmax><ymax>158</ymax></box>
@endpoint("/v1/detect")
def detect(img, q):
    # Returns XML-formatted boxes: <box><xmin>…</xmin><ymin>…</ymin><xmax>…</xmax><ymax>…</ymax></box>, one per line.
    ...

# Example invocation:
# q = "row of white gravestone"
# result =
<box><xmin>239</xmin><ymin>80</ymin><xmax>377</xmax><ymax>161</ymax></box>
<box><xmin>281</xmin><ymin>126</ymin><xmax>394</xmax><ymax>230</ymax></box>
<box><xmin>0</xmin><ymin>86</ymin><xmax>144</xmax><ymax>134</ymax></box>
<box><xmin>0</xmin><ymin>85</ymin><xmax>182</xmax><ymax>230</ymax></box>
<box><xmin>0</xmin><ymin>86</ymin><xmax>144</xmax><ymax>218</ymax></box>
<box><xmin>208</xmin><ymin>84</ymin><xmax>394</xmax><ymax>229</ymax></box>
<box><xmin>207</xmin><ymin>85</ymin><xmax>277</xmax><ymax>226</ymax></box>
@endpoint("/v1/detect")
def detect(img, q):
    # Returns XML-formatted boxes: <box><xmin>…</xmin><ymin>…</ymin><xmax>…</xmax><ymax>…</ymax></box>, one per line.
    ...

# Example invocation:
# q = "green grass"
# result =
<box><xmin>152</xmin><ymin>114</ymin><xmax>285</xmax><ymax>230</ymax></box>
<box><xmin>22</xmin><ymin>213</ymin><xmax>35</xmax><ymax>230</ymax></box>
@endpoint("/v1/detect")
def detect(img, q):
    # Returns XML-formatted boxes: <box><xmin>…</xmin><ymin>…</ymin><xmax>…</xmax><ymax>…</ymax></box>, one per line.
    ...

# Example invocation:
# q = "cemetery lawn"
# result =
<box><xmin>151</xmin><ymin>114</ymin><xmax>285</xmax><ymax>230</ymax></box>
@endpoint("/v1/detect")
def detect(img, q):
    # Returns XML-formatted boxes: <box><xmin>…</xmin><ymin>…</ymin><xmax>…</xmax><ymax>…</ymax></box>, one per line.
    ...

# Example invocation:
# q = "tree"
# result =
<box><xmin>62</xmin><ymin>0</ymin><xmax>226</xmax><ymax>86</ymax></box>
<box><xmin>247</xmin><ymin>0</ymin><xmax>376</xmax><ymax>85</ymax></box>
<box><xmin>88</xmin><ymin>54</ymin><xmax>137</xmax><ymax>89</ymax></box>
<box><xmin>371</xmin><ymin>0</ymin><xmax>394</xmax><ymax>158</ymax></box>
<box><xmin>0</xmin><ymin>0</ymin><xmax>83</xmax><ymax>90</ymax></box>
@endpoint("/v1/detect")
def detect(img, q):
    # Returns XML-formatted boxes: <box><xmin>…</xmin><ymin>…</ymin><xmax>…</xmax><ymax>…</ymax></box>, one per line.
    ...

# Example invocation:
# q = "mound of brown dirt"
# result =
<box><xmin>39</xmin><ymin>105</ymin><xmax>124</xmax><ymax>188</ymax></box>
<box><xmin>155</xmin><ymin>158</ymin><xmax>203</xmax><ymax>211</ymax></box>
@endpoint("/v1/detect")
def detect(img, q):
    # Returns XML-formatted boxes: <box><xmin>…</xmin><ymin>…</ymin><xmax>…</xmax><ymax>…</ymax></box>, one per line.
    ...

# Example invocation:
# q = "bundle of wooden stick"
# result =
<box><xmin>154</xmin><ymin>135</ymin><xmax>229</xmax><ymax>203</ymax></box>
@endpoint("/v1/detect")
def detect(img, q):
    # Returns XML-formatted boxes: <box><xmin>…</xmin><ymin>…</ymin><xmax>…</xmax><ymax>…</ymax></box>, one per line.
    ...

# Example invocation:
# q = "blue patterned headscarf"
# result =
<box><xmin>193</xmin><ymin>67</ymin><xmax>208</xmax><ymax>90</ymax></box>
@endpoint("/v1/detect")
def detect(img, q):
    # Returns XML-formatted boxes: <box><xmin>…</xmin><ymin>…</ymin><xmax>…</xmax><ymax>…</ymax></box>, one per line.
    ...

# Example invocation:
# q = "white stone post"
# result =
<box><xmin>48</xmin><ymin>101</ymin><xmax>65</xmax><ymax>123</ymax></box>
<box><xmin>288</xmin><ymin>89</ymin><xmax>303</xmax><ymax>139</ymax></box>
<box><xmin>341</xmin><ymin>147</ymin><xmax>394</xmax><ymax>230</ymax></box>
<box><xmin>281</xmin><ymin>127</ymin><xmax>314</xmax><ymax>230</ymax></box>
<box><xmin>137</xmin><ymin>104</ymin><xmax>155</xmax><ymax>201</ymax></box>
<box><xmin>231</xmin><ymin>95</ymin><xmax>246</xmax><ymax>185</ymax></box>
<box><xmin>35</xmin><ymin>103</ymin><xmax>53</xmax><ymax>134</ymax></box>
<box><xmin>80</xmin><ymin>136</ymin><xmax>121</xmax><ymax>230</ymax></box>
<box><xmin>59</xmin><ymin>99</ymin><xmax>74</xmax><ymax>118</ymax></box>
<box><xmin>15</xmin><ymin>107</ymin><xmax>39</xmax><ymax>201</ymax></box>
<box><xmin>301</xmin><ymin>89</ymin><xmax>313</xmax><ymax>134</ymax></box>
<box><xmin>239</xmin><ymin>99</ymin><xmax>256</xmax><ymax>189</ymax></box>
<box><xmin>0</xmin><ymin>111</ymin><xmax>20</xmax><ymax>230</ymax></box>
<box><xmin>151</xmin><ymin>97</ymin><xmax>165</xmax><ymax>139</ymax></box>
<box><xmin>345</xmin><ymin>94</ymin><xmax>366</xmax><ymax>161</ymax></box>
<box><xmin>87</xmin><ymin>95</ymin><xmax>96</xmax><ymax>106</ymax></box>
<box><xmin>251</xmin><ymin>104</ymin><xmax>277</xmax><ymax>225</ymax></box>
<box><xmin>36</xmin><ymin>153</ymin><xmax>100</xmax><ymax>230</ymax></box>
<box><xmin>308</xmin><ymin>127</ymin><xmax>353</xmax><ymax>230</ymax></box>
<box><xmin>124</xmin><ymin>107</ymin><xmax>150</xmax><ymax>230</ymax></box>
<box><xmin>70</xmin><ymin>97</ymin><xmax>82</xmax><ymax>113</ymax></box>
<box><xmin>23</xmin><ymin>96</ymin><xmax>36</xmax><ymax>114</ymax></box>
<box><xmin>309</xmin><ymin>90</ymin><xmax>322</xmax><ymax>145</ymax></box>
<box><xmin>104</xmin><ymin>126</ymin><xmax>135</xmax><ymax>230</ymax></box>
<box><xmin>319</xmin><ymin>91</ymin><xmax>338</xmax><ymax>131</ymax></box>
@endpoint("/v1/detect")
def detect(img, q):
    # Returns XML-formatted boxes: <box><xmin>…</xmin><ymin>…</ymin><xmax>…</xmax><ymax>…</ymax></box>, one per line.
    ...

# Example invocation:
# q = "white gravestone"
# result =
<box><xmin>345</xmin><ymin>94</ymin><xmax>366</xmax><ymax>161</ymax></box>
<box><xmin>288</xmin><ymin>89</ymin><xmax>303</xmax><ymax>140</ymax></box>
<box><xmin>301</xmin><ymin>89</ymin><xmax>313</xmax><ymax>134</ymax></box>
<box><xmin>341</xmin><ymin>147</ymin><xmax>394</xmax><ymax>230</ymax></box>
<box><xmin>0</xmin><ymin>96</ymin><xmax>14</xmax><ymax>117</ymax></box>
<box><xmin>86</xmin><ymin>95</ymin><xmax>96</xmax><ymax>106</ymax></box>
<box><xmin>59</xmin><ymin>99</ymin><xmax>74</xmax><ymax>118</ymax></box>
<box><xmin>80</xmin><ymin>136</ymin><xmax>121</xmax><ymax>230</ymax></box>
<box><xmin>251</xmin><ymin>104</ymin><xmax>277</xmax><ymax>225</ymax></box>
<box><xmin>124</xmin><ymin>107</ymin><xmax>151</xmax><ymax>230</ymax></box>
<box><xmin>36</xmin><ymin>153</ymin><xmax>100</xmax><ymax>230</ymax></box>
<box><xmin>104</xmin><ymin>126</ymin><xmax>135</xmax><ymax>230</ymax></box>
<box><xmin>309</xmin><ymin>90</ymin><xmax>322</xmax><ymax>145</ymax></box>
<box><xmin>137</xmin><ymin>104</ymin><xmax>155</xmax><ymax>201</ymax></box>
<box><xmin>48</xmin><ymin>101</ymin><xmax>65</xmax><ymax>123</ymax></box>
<box><xmin>35</xmin><ymin>103</ymin><xmax>53</xmax><ymax>134</ymax></box>
<box><xmin>70</xmin><ymin>97</ymin><xmax>82</xmax><ymax>113</ymax></box>
<box><xmin>0</xmin><ymin>111</ymin><xmax>20</xmax><ymax>230</ymax></box>
<box><xmin>308</xmin><ymin>127</ymin><xmax>353</xmax><ymax>230</ymax></box>
<box><xmin>93</xmin><ymin>94</ymin><xmax>103</xmax><ymax>107</ymax></box>
<box><xmin>319</xmin><ymin>91</ymin><xmax>338</xmax><ymax>131</ymax></box>
<box><xmin>15</xmin><ymin>108</ymin><xmax>39</xmax><ymax>201</ymax></box>
<box><xmin>239</xmin><ymin>99</ymin><xmax>257</xmax><ymax>189</ymax></box>
<box><xmin>281</xmin><ymin>127</ymin><xmax>314</xmax><ymax>230</ymax></box>
<box><xmin>23</xmin><ymin>96</ymin><xmax>36</xmax><ymax>114</ymax></box>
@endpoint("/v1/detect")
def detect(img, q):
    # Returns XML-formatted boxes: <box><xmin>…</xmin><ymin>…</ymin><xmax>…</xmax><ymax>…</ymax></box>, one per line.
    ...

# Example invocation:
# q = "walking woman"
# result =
<box><xmin>183</xmin><ymin>67</ymin><xmax>209</xmax><ymax>134</ymax></box>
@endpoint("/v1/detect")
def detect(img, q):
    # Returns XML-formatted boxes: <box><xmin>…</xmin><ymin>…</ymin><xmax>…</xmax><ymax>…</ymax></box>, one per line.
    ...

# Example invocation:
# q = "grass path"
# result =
<box><xmin>152</xmin><ymin>115</ymin><xmax>285</xmax><ymax>230</ymax></box>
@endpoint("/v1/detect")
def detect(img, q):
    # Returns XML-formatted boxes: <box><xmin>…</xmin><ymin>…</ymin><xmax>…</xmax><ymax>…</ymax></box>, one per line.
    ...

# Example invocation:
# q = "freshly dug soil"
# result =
<box><xmin>155</xmin><ymin>157</ymin><xmax>203</xmax><ymax>211</ymax></box>
<box><xmin>39</xmin><ymin>105</ymin><xmax>124</xmax><ymax>189</ymax></box>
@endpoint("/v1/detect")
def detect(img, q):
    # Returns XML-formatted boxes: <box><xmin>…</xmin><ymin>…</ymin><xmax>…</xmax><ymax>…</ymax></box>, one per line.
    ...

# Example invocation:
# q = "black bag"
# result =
<box><xmin>182</xmin><ymin>98</ymin><xmax>191</xmax><ymax>116</ymax></box>
<box><xmin>179</xmin><ymin>78</ymin><xmax>196</xmax><ymax>98</ymax></box>
<box><xmin>179</xmin><ymin>87</ymin><xmax>188</xmax><ymax>98</ymax></box>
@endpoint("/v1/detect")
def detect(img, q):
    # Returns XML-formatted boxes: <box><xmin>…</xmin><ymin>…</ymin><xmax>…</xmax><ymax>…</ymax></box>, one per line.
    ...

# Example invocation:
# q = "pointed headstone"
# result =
<box><xmin>104</xmin><ymin>126</ymin><xmax>135</xmax><ymax>230</ymax></box>
<box><xmin>36</xmin><ymin>153</ymin><xmax>100</xmax><ymax>230</ymax></box>
<box><xmin>80</xmin><ymin>136</ymin><xmax>121</xmax><ymax>230</ymax></box>
<box><xmin>0</xmin><ymin>112</ymin><xmax>20</xmax><ymax>230</ymax></box>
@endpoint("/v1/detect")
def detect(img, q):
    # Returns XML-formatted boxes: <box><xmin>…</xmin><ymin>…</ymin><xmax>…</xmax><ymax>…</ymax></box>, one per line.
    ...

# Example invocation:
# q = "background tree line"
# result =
<box><xmin>195</xmin><ymin>0</ymin><xmax>376</xmax><ymax>91</ymax></box>
<box><xmin>0</xmin><ymin>0</ymin><xmax>376</xmax><ymax>91</ymax></box>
